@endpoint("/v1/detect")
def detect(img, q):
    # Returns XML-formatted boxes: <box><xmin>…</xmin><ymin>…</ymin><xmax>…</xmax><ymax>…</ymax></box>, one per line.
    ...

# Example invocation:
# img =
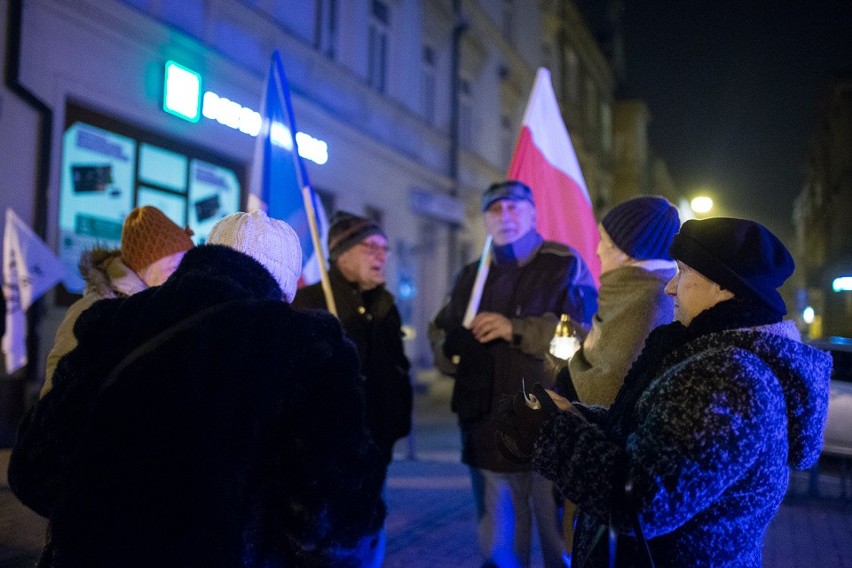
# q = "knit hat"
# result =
<box><xmin>668</xmin><ymin>217</ymin><xmax>794</xmax><ymax>315</ymax></box>
<box><xmin>481</xmin><ymin>180</ymin><xmax>535</xmax><ymax>211</ymax></box>
<box><xmin>327</xmin><ymin>211</ymin><xmax>386</xmax><ymax>262</ymax></box>
<box><xmin>207</xmin><ymin>210</ymin><xmax>302</xmax><ymax>302</ymax></box>
<box><xmin>121</xmin><ymin>206</ymin><xmax>194</xmax><ymax>273</ymax></box>
<box><xmin>601</xmin><ymin>196</ymin><xmax>680</xmax><ymax>260</ymax></box>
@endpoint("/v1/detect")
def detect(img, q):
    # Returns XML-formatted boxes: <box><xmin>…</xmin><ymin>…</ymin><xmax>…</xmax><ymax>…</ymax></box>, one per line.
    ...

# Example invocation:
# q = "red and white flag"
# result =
<box><xmin>508</xmin><ymin>68</ymin><xmax>601</xmax><ymax>284</ymax></box>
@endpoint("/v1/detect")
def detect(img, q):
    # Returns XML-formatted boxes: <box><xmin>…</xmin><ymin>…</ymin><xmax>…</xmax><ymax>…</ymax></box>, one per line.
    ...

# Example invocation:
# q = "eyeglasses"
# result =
<box><xmin>358</xmin><ymin>242</ymin><xmax>391</xmax><ymax>256</ymax></box>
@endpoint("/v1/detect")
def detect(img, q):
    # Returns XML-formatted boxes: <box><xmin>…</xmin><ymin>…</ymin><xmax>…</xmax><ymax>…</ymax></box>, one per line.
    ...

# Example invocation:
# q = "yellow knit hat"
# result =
<box><xmin>120</xmin><ymin>206</ymin><xmax>194</xmax><ymax>273</ymax></box>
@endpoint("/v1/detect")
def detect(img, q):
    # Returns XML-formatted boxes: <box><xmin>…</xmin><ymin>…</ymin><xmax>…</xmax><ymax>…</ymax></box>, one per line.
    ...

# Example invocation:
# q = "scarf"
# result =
<box><xmin>491</xmin><ymin>230</ymin><xmax>543</xmax><ymax>265</ymax></box>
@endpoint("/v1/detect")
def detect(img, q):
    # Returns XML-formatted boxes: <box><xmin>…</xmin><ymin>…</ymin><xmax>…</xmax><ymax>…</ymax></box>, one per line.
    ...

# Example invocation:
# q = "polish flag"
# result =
<box><xmin>508</xmin><ymin>68</ymin><xmax>601</xmax><ymax>284</ymax></box>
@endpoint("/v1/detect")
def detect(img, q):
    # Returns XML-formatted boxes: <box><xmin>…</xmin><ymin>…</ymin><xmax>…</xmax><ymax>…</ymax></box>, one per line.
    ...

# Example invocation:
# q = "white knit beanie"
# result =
<box><xmin>207</xmin><ymin>210</ymin><xmax>302</xmax><ymax>302</ymax></box>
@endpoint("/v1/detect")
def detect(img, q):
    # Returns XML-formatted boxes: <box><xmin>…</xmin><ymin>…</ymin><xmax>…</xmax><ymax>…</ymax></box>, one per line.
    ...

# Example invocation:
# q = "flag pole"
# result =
<box><xmin>302</xmin><ymin>187</ymin><xmax>337</xmax><ymax>316</ymax></box>
<box><xmin>461</xmin><ymin>235</ymin><xmax>492</xmax><ymax>328</ymax></box>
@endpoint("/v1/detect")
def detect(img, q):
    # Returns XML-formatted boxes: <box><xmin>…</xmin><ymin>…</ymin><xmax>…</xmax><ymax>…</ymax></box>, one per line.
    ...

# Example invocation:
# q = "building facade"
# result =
<box><xmin>793</xmin><ymin>75</ymin><xmax>852</xmax><ymax>339</ymax></box>
<box><xmin>1</xmin><ymin>0</ymin><xmax>670</xmax><ymax>382</ymax></box>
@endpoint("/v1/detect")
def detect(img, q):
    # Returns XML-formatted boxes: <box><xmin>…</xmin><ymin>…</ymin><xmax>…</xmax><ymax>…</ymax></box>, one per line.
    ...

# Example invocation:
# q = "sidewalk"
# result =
<box><xmin>2</xmin><ymin>375</ymin><xmax>851</xmax><ymax>567</ymax></box>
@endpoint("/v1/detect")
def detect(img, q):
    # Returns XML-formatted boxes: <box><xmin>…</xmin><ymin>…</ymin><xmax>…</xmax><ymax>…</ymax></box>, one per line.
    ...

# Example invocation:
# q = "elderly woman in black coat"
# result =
<box><xmin>497</xmin><ymin>217</ymin><xmax>832</xmax><ymax>567</ymax></box>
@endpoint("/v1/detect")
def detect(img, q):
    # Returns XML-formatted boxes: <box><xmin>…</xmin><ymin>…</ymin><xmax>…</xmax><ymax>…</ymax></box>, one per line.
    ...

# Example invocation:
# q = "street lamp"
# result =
<box><xmin>690</xmin><ymin>196</ymin><xmax>714</xmax><ymax>215</ymax></box>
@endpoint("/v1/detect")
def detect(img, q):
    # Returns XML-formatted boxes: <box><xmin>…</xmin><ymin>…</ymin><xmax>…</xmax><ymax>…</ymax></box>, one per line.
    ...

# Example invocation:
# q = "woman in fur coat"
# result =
<box><xmin>497</xmin><ymin>217</ymin><xmax>832</xmax><ymax>567</ymax></box>
<box><xmin>11</xmin><ymin>212</ymin><xmax>387</xmax><ymax>568</ymax></box>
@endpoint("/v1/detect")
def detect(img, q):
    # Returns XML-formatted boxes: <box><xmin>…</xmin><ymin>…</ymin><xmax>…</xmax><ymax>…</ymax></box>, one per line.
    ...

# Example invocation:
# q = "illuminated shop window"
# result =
<box><xmin>59</xmin><ymin>103</ymin><xmax>244</xmax><ymax>293</ymax></box>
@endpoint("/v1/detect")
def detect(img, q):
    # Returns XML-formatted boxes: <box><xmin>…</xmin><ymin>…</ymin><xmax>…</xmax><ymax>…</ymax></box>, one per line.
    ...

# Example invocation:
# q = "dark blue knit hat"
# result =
<box><xmin>668</xmin><ymin>217</ymin><xmax>794</xmax><ymax>315</ymax></box>
<box><xmin>601</xmin><ymin>196</ymin><xmax>680</xmax><ymax>260</ymax></box>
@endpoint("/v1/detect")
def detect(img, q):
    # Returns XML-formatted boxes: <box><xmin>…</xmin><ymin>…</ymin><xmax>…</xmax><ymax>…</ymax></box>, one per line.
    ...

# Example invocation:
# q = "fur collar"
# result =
<box><xmin>78</xmin><ymin>248</ymin><xmax>146</xmax><ymax>298</ymax></box>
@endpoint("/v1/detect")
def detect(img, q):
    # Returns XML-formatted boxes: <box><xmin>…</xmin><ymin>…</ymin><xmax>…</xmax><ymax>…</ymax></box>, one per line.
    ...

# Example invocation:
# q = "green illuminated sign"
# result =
<box><xmin>160</xmin><ymin>62</ymin><xmax>330</xmax><ymax>165</ymax></box>
<box><xmin>833</xmin><ymin>277</ymin><xmax>852</xmax><ymax>292</ymax></box>
<box><xmin>163</xmin><ymin>61</ymin><xmax>202</xmax><ymax>122</ymax></box>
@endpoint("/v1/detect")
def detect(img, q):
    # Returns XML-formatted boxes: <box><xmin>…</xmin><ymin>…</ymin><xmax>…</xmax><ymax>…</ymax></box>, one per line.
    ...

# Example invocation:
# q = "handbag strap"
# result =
<box><xmin>574</xmin><ymin>481</ymin><xmax>656</xmax><ymax>568</ymax></box>
<box><xmin>97</xmin><ymin>299</ymin><xmax>251</xmax><ymax>396</ymax></box>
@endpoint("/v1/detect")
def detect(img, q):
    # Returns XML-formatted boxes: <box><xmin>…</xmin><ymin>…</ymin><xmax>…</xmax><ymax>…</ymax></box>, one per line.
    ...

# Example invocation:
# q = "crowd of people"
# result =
<box><xmin>8</xmin><ymin>177</ymin><xmax>832</xmax><ymax>567</ymax></box>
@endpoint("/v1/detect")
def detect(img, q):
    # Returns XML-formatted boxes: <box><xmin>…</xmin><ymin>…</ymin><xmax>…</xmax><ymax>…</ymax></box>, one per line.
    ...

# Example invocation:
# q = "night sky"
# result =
<box><xmin>613</xmin><ymin>2</ymin><xmax>852</xmax><ymax>245</ymax></box>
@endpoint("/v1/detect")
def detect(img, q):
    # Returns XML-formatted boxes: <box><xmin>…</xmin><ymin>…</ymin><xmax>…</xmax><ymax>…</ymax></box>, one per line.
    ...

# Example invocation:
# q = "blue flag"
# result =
<box><xmin>248</xmin><ymin>51</ymin><xmax>328</xmax><ymax>284</ymax></box>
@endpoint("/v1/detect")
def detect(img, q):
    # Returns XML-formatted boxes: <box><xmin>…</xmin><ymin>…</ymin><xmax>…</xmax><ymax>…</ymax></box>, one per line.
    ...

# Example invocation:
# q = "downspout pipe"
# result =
<box><xmin>4</xmin><ymin>0</ymin><xmax>55</xmax><ymax>390</ymax></box>
<box><xmin>447</xmin><ymin>0</ymin><xmax>467</xmax><ymax>281</ymax></box>
<box><xmin>6</xmin><ymin>0</ymin><xmax>52</xmax><ymax>238</ymax></box>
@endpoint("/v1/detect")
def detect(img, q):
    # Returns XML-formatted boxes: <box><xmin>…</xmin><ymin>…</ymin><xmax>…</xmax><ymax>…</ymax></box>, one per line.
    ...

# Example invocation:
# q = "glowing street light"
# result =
<box><xmin>690</xmin><ymin>196</ymin><xmax>714</xmax><ymax>215</ymax></box>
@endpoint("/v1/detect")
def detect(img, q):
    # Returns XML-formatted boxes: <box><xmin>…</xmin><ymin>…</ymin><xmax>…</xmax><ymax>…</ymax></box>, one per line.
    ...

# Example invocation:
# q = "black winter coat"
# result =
<box><xmin>293</xmin><ymin>266</ymin><xmax>413</xmax><ymax>464</ymax></box>
<box><xmin>9</xmin><ymin>245</ymin><xmax>386</xmax><ymax>568</ymax></box>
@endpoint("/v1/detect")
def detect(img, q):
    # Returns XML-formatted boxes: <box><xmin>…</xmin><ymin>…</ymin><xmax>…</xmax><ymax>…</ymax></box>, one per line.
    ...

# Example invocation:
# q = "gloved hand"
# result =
<box><xmin>494</xmin><ymin>382</ymin><xmax>558</xmax><ymax>465</ymax></box>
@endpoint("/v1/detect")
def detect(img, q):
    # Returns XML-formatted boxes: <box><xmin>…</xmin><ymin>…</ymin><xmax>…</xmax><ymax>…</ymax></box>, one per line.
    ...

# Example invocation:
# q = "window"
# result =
<box><xmin>542</xmin><ymin>42</ymin><xmax>557</xmax><ymax>86</ymax></box>
<box><xmin>368</xmin><ymin>0</ymin><xmax>390</xmax><ymax>92</ymax></box>
<box><xmin>364</xmin><ymin>205</ymin><xmax>384</xmax><ymax>227</ymax></box>
<box><xmin>458</xmin><ymin>78</ymin><xmax>473</xmax><ymax>149</ymax></box>
<box><xmin>314</xmin><ymin>0</ymin><xmax>337</xmax><ymax>58</ymax></box>
<box><xmin>600</xmin><ymin>101</ymin><xmax>612</xmax><ymax>152</ymax></box>
<box><xmin>614</xmin><ymin>131</ymin><xmax>626</xmax><ymax>162</ymax></box>
<box><xmin>59</xmin><ymin>103</ymin><xmax>244</xmax><ymax>293</ymax></box>
<box><xmin>501</xmin><ymin>114</ymin><xmax>514</xmax><ymax>168</ymax></box>
<box><xmin>564</xmin><ymin>47</ymin><xmax>579</xmax><ymax>102</ymax></box>
<box><xmin>314</xmin><ymin>187</ymin><xmax>336</xmax><ymax>220</ymax></box>
<box><xmin>421</xmin><ymin>45</ymin><xmax>436</xmax><ymax>125</ymax></box>
<box><xmin>584</xmin><ymin>78</ymin><xmax>597</xmax><ymax>128</ymax></box>
<box><xmin>501</xmin><ymin>0</ymin><xmax>513</xmax><ymax>38</ymax></box>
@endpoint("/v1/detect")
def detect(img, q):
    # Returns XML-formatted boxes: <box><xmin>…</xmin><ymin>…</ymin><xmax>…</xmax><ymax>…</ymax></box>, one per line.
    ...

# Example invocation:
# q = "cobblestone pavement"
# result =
<box><xmin>3</xmin><ymin>375</ymin><xmax>851</xmax><ymax>567</ymax></box>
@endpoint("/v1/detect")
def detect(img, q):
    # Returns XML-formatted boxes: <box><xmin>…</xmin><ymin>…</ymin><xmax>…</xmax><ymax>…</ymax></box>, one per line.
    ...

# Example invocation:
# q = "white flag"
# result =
<box><xmin>2</xmin><ymin>208</ymin><xmax>66</xmax><ymax>374</ymax></box>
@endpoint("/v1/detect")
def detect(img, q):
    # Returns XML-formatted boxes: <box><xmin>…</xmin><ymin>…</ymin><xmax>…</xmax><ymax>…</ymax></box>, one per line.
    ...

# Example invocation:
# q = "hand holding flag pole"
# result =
<box><xmin>249</xmin><ymin>51</ymin><xmax>336</xmax><ymax>316</ymax></box>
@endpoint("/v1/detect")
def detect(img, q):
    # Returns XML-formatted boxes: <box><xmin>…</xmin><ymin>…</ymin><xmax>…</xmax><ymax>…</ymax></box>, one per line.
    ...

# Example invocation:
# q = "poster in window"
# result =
<box><xmin>59</xmin><ymin>122</ymin><xmax>136</xmax><ymax>292</ymax></box>
<box><xmin>188</xmin><ymin>159</ymin><xmax>240</xmax><ymax>242</ymax></box>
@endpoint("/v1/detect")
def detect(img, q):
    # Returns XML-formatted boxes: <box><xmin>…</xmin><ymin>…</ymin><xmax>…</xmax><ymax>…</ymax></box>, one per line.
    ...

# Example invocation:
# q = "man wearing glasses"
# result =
<box><xmin>293</xmin><ymin>211</ymin><xmax>413</xmax><ymax>467</ymax></box>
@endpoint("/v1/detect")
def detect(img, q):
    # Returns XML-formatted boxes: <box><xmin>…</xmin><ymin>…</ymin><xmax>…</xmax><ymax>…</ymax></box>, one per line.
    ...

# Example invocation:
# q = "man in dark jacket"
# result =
<box><xmin>9</xmin><ymin>211</ymin><xmax>387</xmax><ymax>568</ymax></box>
<box><xmin>430</xmin><ymin>180</ymin><xmax>598</xmax><ymax>568</ymax></box>
<box><xmin>293</xmin><ymin>211</ymin><xmax>413</xmax><ymax>466</ymax></box>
